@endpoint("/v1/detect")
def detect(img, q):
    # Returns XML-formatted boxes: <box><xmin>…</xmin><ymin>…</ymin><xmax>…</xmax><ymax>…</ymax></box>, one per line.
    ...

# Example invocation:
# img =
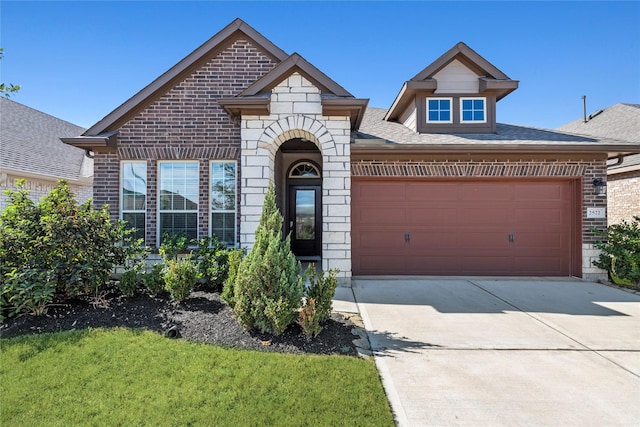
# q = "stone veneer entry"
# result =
<box><xmin>240</xmin><ymin>73</ymin><xmax>352</xmax><ymax>283</ymax></box>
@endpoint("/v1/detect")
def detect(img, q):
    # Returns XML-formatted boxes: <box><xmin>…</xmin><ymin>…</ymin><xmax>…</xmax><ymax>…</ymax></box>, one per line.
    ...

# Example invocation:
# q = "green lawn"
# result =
<box><xmin>1</xmin><ymin>328</ymin><xmax>394</xmax><ymax>426</ymax></box>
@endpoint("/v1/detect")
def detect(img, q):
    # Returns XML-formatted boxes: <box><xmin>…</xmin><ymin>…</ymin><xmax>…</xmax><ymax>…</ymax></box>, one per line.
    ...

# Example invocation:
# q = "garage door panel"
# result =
<box><xmin>351</xmin><ymin>179</ymin><xmax>575</xmax><ymax>276</ymax></box>
<box><xmin>357</xmin><ymin>207</ymin><xmax>404</xmax><ymax>225</ymax></box>
<box><xmin>461</xmin><ymin>183</ymin><xmax>512</xmax><ymax>201</ymax></box>
<box><xmin>406</xmin><ymin>208</ymin><xmax>457</xmax><ymax>226</ymax></box>
<box><xmin>459</xmin><ymin>208</ymin><xmax>510</xmax><ymax>225</ymax></box>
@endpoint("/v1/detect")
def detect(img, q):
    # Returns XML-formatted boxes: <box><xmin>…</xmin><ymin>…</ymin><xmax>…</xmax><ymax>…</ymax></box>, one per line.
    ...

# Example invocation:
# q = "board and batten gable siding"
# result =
<box><xmin>399</xmin><ymin>104</ymin><xmax>418</xmax><ymax>131</ymax></box>
<box><xmin>92</xmin><ymin>38</ymin><xmax>279</xmax><ymax>247</ymax></box>
<box><xmin>433</xmin><ymin>59</ymin><xmax>480</xmax><ymax>94</ymax></box>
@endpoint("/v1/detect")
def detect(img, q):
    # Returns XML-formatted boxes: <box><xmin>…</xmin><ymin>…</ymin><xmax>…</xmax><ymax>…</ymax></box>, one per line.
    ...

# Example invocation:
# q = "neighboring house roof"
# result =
<box><xmin>557</xmin><ymin>103</ymin><xmax>640</xmax><ymax>173</ymax></box>
<box><xmin>0</xmin><ymin>97</ymin><xmax>91</xmax><ymax>183</ymax></box>
<box><xmin>385</xmin><ymin>42</ymin><xmax>519</xmax><ymax>122</ymax></box>
<box><xmin>354</xmin><ymin>107</ymin><xmax>639</xmax><ymax>156</ymax></box>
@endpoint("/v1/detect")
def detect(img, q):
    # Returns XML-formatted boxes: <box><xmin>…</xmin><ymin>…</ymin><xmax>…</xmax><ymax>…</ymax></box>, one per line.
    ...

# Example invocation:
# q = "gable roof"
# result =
<box><xmin>557</xmin><ymin>103</ymin><xmax>640</xmax><ymax>173</ymax></box>
<box><xmin>84</xmin><ymin>18</ymin><xmax>288</xmax><ymax>136</ymax></box>
<box><xmin>0</xmin><ymin>98</ymin><xmax>92</xmax><ymax>183</ymax></box>
<box><xmin>385</xmin><ymin>42</ymin><xmax>519</xmax><ymax>121</ymax></box>
<box><xmin>218</xmin><ymin>52</ymin><xmax>369</xmax><ymax>129</ymax></box>
<box><xmin>355</xmin><ymin>107</ymin><xmax>640</xmax><ymax>158</ymax></box>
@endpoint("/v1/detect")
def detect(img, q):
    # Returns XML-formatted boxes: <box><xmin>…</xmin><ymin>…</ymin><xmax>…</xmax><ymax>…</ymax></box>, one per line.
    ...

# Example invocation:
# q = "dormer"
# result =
<box><xmin>384</xmin><ymin>42</ymin><xmax>518</xmax><ymax>134</ymax></box>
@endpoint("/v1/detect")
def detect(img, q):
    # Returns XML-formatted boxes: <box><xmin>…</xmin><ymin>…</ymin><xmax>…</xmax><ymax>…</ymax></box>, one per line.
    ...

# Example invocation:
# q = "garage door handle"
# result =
<box><xmin>405</xmin><ymin>232</ymin><xmax>410</xmax><ymax>243</ymax></box>
<box><xmin>509</xmin><ymin>232</ymin><xmax>515</xmax><ymax>243</ymax></box>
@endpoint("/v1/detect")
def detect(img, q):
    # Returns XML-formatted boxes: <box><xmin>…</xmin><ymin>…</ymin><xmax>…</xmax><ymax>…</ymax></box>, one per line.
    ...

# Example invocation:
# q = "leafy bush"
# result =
<box><xmin>143</xmin><ymin>264</ymin><xmax>165</xmax><ymax>296</ymax></box>
<box><xmin>298</xmin><ymin>266</ymin><xmax>339</xmax><ymax>339</ymax></box>
<box><xmin>1</xmin><ymin>268</ymin><xmax>55</xmax><ymax>319</ymax></box>
<box><xmin>593</xmin><ymin>216</ymin><xmax>640</xmax><ymax>288</ymax></box>
<box><xmin>192</xmin><ymin>236</ymin><xmax>229</xmax><ymax>291</ymax></box>
<box><xmin>163</xmin><ymin>257</ymin><xmax>200</xmax><ymax>302</ymax></box>
<box><xmin>231</xmin><ymin>184</ymin><xmax>304</xmax><ymax>335</ymax></box>
<box><xmin>0</xmin><ymin>180</ymin><xmax>146</xmax><ymax>318</ymax></box>
<box><xmin>118</xmin><ymin>270</ymin><xmax>140</xmax><ymax>297</ymax></box>
<box><xmin>159</xmin><ymin>232</ymin><xmax>191</xmax><ymax>262</ymax></box>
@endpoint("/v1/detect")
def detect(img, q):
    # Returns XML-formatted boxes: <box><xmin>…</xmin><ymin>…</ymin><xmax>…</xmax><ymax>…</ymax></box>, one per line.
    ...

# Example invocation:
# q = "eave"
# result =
<box><xmin>217</xmin><ymin>97</ymin><xmax>270</xmax><ymax>117</ymax></box>
<box><xmin>479</xmin><ymin>78</ymin><xmax>519</xmax><ymax>101</ymax></box>
<box><xmin>321</xmin><ymin>98</ymin><xmax>369</xmax><ymax>130</ymax></box>
<box><xmin>350</xmin><ymin>142</ymin><xmax>639</xmax><ymax>159</ymax></box>
<box><xmin>60</xmin><ymin>132</ymin><xmax>118</xmax><ymax>152</ymax></box>
<box><xmin>384</xmin><ymin>80</ymin><xmax>437</xmax><ymax>121</ymax></box>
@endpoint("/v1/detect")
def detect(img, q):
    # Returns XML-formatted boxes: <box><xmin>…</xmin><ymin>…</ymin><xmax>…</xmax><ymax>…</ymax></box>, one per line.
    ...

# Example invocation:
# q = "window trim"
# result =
<box><xmin>157</xmin><ymin>160</ymin><xmax>199</xmax><ymax>246</ymax></box>
<box><xmin>460</xmin><ymin>97</ymin><xmax>487</xmax><ymax>123</ymax></box>
<box><xmin>426</xmin><ymin>97</ymin><xmax>453</xmax><ymax>124</ymax></box>
<box><xmin>210</xmin><ymin>160</ymin><xmax>237</xmax><ymax>247</ymax></box>
<box><xmin>120</xmin><ymin>160</ymin><xmax>147</xmax><ymax>242</ymax></box>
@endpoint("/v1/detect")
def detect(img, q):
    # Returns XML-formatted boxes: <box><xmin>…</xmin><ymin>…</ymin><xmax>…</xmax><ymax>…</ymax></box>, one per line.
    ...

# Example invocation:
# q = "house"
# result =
<box><xmin>61</xmin><ymin>19</ymin><xmax>640</xmax><ymax>283</ymax></box>
<box><xmin>557</xmin><ymin>103</ymin><xmax>640</xmax><ymax>225</ymax></box>
<box><xmin>0</xmin><ymin>97</ymin><xmax>92</xmax><ymax>209</ymax></box>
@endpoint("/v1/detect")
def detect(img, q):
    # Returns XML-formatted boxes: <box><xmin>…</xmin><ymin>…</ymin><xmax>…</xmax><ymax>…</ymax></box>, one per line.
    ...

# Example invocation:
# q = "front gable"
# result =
<box><xmin>385</xmin><ymin>42</ymin><xmax>519</xmax><ymax>134</ymax></box>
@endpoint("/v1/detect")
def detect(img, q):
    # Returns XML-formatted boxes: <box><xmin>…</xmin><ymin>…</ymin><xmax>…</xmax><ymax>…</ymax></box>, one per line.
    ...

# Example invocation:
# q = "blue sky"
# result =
<box><xmin>1</xmin><ymin>1</ymin><xmax>639</xmax><ymax>130</ymax></box>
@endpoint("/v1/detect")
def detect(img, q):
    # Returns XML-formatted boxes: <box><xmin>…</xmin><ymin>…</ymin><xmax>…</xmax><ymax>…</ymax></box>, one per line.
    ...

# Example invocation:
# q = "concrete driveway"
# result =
<box><xmin>350</xmin><ymin>278</ymin><xmax>640</xmax><ymax>426</ymax></box>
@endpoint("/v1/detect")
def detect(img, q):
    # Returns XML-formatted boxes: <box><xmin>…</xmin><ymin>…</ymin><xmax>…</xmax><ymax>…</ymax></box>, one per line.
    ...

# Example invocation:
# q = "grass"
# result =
<box><xmin>1</xmin><ymin>328</ymin><xmax>395</xmax><ymax>426</ymax></box>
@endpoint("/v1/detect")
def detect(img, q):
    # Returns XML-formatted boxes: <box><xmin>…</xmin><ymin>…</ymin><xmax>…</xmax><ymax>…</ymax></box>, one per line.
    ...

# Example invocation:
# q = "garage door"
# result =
<box><xmin>352</xmin><ymin>179</ymin><xmax>575</xmax><ymax>276</ymax></box>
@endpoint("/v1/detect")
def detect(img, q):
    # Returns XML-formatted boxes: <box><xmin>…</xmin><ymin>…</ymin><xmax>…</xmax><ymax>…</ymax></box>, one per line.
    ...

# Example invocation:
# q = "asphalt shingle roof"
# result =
<box><xmin>356</xmin><ymin>107</ymin><xmax>616</xmax><ymax>147</ymax></box>
<box><xmin>0</xmin><ymin>98</ymin><xmax>91</xmax><ymax>181</ymax></box>
<box><xmin>557</xmin><ymin>103</ymin><xmax>640</xmax><ymax>171</ymax></box>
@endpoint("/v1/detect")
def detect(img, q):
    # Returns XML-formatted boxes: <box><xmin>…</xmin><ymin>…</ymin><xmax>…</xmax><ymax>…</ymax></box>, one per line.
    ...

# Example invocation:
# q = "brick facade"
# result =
<box><xmin>607</xmin><ymin>170</ymin><xmax>640</xmax><ymax>225</ymax></box>
<box><xmin>92</xmin><ymin>38</ymin><xmax>278</xmax><ymax>246</ymax></box>
<box><xmin>0</xmin><ymin>173</ymin><xmax>92</xmax><ymax>209</ymax></box>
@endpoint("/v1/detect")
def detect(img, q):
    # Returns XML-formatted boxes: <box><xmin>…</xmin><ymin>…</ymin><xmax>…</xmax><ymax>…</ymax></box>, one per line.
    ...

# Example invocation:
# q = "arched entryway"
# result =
<box><xmin>275</xmin><ymin>138</ymin><xmax>322</xmax><ymax>259</ymax></box>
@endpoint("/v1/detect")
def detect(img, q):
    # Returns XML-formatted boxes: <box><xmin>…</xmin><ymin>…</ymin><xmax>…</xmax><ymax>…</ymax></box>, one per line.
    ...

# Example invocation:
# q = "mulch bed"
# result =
<box><xmin>0</xmin><ymin>289</ymin><xmax>360</xmax><ymax>356</ymax></box>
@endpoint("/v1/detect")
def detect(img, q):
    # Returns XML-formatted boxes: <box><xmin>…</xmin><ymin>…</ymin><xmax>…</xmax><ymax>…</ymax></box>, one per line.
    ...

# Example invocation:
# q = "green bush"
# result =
<box><xmin>143</xmin><ymin>264</ymin><xmax>165</xmax><ymax>296</ymax></box>
<box><xmin>0</xmin><ymin>180</ymin><xmax>146</xmax><ymax>318</ymax></box>
<box><xmin>118</xmin><ymin>270</ymin><xmax>140</xmax><ymax>297</ymax></box>
<box><xmin>298</xmin><ymin>266</ymin><xmax>339</xmax><ymax>339</ymax></box>
<box><xmin>163</xmin><ymin>257</ymin><xmax>200</xmax><ymax>302</ymax></box>
<box><xmin>159</xmin><ymin>232</ymin><xmax>191</xmax><ymax>262</ymax></box>
<box><xmin>221</xmin><ymin>248</ymin><xmax>244</xmax><ymax>307</ymax></box>
<box><xmin>1</xmin><ymin>268</ymin><xmax>55</xmax><ymax>319</ymax></box>
<box><xmin>593</xmin><ymin>216</ymin><xmax>640</xmax><ymax>288</ymax></box>
<box><xmin>231</xmin><ymin>184</ymin><xmax>304</xmax><ymax>335</ymax></box>
<box><xmin>192</xmin><ymin>236</ymin><xmax>229</xmax><ymax>291</ymax></box>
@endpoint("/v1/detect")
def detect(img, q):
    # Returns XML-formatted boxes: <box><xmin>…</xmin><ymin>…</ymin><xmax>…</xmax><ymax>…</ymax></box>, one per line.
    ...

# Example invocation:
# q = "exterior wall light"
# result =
<box><xmin>592</xmin><ymin>178</ymin><xmax>607</xmax><ymax>196</ymax></box>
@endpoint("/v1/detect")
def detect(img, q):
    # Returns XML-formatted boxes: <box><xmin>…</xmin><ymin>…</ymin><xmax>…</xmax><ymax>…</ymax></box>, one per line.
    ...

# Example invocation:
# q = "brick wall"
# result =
<box><xmin>607</xmin><ymin>170</ymin><xmax>640</xmax><ymax>225</ymax></box>
<box><xmin>92</xmin><ymin>38</ymin><xmax>278</xmax><ymax>246</ymax></box>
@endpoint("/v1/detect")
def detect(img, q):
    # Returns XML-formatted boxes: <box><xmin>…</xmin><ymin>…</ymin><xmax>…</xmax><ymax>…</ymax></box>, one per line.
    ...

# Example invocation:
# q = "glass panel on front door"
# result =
<box><xmin>295</xmin><ymin>189</ymin><xmax>315</xmax><ymax>240</ymax></box>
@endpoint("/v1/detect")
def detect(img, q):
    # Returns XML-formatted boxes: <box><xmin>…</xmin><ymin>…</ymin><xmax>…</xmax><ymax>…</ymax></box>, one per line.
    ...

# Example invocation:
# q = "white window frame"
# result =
<box><xmin>120</xmin><ymin>160</ymin><xmax>147</xmax><ymax>242</ymax></box>
<box><xmin>157</xmin><ymin>160</ymin><xmax>199</xmax><ymax>246</ymax></box>
<box><xmin>426</xmin><ymin>97</ymin><xmax>453</xmax><ymax>123</ymax></box>
<box><xmin>210</xmin><ymin>160</ymin><xmax>237</xmax><ymax>247</ymax></box>
<box><xmin>460</xmin><ymin>97</ymin><xmax>487</xmax><ymax>123</ymax></box>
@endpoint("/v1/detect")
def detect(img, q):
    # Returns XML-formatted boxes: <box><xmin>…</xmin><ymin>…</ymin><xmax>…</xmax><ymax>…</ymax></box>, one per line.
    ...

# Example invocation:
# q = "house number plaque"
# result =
<box><xmin>586</xmin><ymin>207</ymin><xmax>606</xmax><ymax>218</ymax></box>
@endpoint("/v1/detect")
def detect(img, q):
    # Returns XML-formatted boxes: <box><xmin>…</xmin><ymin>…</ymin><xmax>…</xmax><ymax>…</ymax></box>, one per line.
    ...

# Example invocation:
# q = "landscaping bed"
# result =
<box><xmin>0</xmin><ymin>288</ymin><xmax>361</xmax><ymax>356</ymax></box>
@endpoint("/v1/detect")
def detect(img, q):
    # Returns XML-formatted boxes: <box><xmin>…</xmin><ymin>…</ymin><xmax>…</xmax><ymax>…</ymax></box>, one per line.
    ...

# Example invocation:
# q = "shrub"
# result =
<box><xmin>159</xmin><ymin>232</ymin><xmax>191</xmax><ymax>262</ymax></box>
<box><xmin>163</xmin><ymin>257</ymin><xmax>200</xmax><ymax>302</ymax></box>
<box><xmin>143</xmin><ymin>264</ymin><xmax>166</xmax><ymax>296</ymax></box>
<box><xmin>1</xmin><ymin>268</ymin><xmax>55</xmax><ymax>320</ymax></box>
<box><xmin>231</xmin><ymin>184</ymin><xmax>304</xmax><ymax>335</ymax></box>
<box><xmin>0</xmin><ymin>180</ymin><xmax>146</xmax><ymax>318</ymax></box>
<box><xmin>221</xmin><ymin>248</ymin><xmax>244</xmax><ymax>308</ymax></box>
<box><xmin>298</xmin><ymin>266</ymin><xmax>339</xmax><ymax>339</ymax></box>
<box><xmin>192</xmin><ymin>236</ymin><xmax>229</xmax><ymax>291</ymax></box>
<box><xmin>593</xmin><ymin>216</ymin><xmax>640</xmax><ymax>288</ymax></box>
<box><xmin>118</xmin><ymin>270</ymin><xmax>140</xmax><ymax>297</ymax></box>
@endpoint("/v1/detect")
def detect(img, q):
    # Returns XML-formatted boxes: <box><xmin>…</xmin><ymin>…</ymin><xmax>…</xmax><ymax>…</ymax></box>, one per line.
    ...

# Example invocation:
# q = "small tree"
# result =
<box><xmin>229</xmin><ymin>184</ymin><xmax>304</xmax><ymax>335</ymax></box>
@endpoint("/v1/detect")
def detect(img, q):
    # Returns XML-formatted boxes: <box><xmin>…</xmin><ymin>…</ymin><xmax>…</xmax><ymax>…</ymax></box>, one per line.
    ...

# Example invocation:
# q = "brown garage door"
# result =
<box><xmin>352</xmin><ymin>179</ymin><xmax>577</xmax><ymax>276</ymax></box>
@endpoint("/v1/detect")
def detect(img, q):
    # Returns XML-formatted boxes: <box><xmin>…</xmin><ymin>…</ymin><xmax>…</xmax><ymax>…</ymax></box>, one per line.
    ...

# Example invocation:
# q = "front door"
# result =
<box><xmin>288</xmin><ymin>185</ymin><xmax>321</xmax><ymax>257</ymax></box>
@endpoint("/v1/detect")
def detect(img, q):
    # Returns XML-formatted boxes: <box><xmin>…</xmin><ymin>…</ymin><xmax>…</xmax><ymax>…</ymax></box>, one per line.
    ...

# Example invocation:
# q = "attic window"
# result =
<box><xmin>461</xmin><ymin>97</ymin><xmax>486</xmax><ymax>123</ymax></box>
<box><xmin>426</xmin><ymin>98</ymin><xmax>452</xmax><ymax>123</ymax></box>
<box><xmin>289</xmin><ymin>162</ymin><xmax>320</xmax><ymax>178</ymax></box>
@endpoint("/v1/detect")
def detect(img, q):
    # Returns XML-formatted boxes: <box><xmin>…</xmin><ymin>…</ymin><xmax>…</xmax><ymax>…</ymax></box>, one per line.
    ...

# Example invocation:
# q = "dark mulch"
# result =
<box><xmin>0</xmin><ymin>289</ymin><xmax>360</xmax><ymax>356</ymax></box>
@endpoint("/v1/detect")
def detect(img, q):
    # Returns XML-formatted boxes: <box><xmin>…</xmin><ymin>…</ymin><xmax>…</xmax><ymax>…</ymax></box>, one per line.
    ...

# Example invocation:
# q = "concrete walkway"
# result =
<box><xmin>349</xmin><ymin>278</ymin><xmax>640</xmax><ymax>426</ymax></box>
